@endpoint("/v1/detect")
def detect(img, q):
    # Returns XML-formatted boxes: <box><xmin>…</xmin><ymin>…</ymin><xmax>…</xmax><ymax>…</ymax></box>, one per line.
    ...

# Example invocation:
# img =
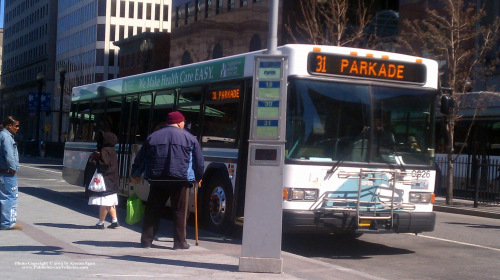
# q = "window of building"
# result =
<box><xmin>240</xmin><ymin>0</ymin><xmax>247</xmax><ymax>6</ymax></box>
<box><xmin>111</xmin><ymin>0</ymin><xmax>116</xmax><ymax>17</ymax></box>
<box><xmin>205</xmin><ymin>0</ymin><xmax>212</xmax><ymax>18</ymax></box>
<box><xmin>108</xmin><ymin>74</ymin><xmax>114</xmax><ymax>80</ymax></box>
<box><xmin>185</xmin><ymin>3</ymin><xmax>191</xmax><ymax>24</ymax></box>
<box><xmin>228</xmin><ymin>0</ymin><xmax>234</xmax><ymax>11</ymax></box>
<box><xmin>119</xmin><ymin>25</ymin><xmax>125</xmax><ymax>40</ymax></box>
<box><xmin>97</xmin><ymin>24</ymin><xmax>105</xmax><ymax>41</ymax></box>
<box><xmin>120</xmin><ymin>0</ymin><xmax>125</xmax><ymax>17</ymax></box>
<box><xmin>110</xmin><ymin>25</ymin><xmax>116</xmax><ymax>41</ymax></box>
<box><xmin>155</xmin><ymin>4</ymin><xmax>160</xmax><ymax>20</ymax></box>
<box><xmin>109</xmin><ymin>49</ymin><xmax>115</xmax><ymax>66</ymax></box>
<box><xmin>216</xmin><ymin>0</ymin><xmax>222</xmax><ymax>14</ymax></box>
<box><xmin>163</xmin><ymin>5</ymin><xmax>169</xmax><ymax>21</ymax></box>
<box><xmin>128</xmin><ymin>26</ymin><xmax>134</xmax><ymax>37</ymax></box>
<box><xmin>96</xmin><ymin>49</ymin><xmax>105</xmax><ymax>66</ymax></box>
<box><xmin>176</xmin><ymin>6</ymin><xmax>182</xmax><ymax>27</ymax></box>
<box><xmin>146</xmin><ymin>3</ymin><xmax>152</xmax><ymax>20</ymax></box>
<box><xmin>98</xmin><ymin>0</ymin><xmax>106</xmax><ymax>16</ymax></box>
<box><xmin>137</xmin><ymin>26</ymin><xmax>142</xmax><ymax>33</ymax></box>
<box><xmin>213</xmin><ymin>44</ymin><xmax>223</xmax><ymax>59</ymax></box>
<box><xmin>253</xmin><ymin>0</ymin><xmax>261</xmax><ymax>2</ymax></box>
<box><xmin>249</xmin><ymin>34</ymin><xmax>261</xmax><ymax>51</ymax></box>
<box><xmin>129</xmin><ymin>1</ymin><xmax>134</xmax><ymax>18</ymax></box>
<box><xmin>181</xmin><ymin>51</ymin><xmax>193</xmax><ymax>65</ymax></box>
<box><xmin>195</xmin><ymin>0</ymin><xmax>200</xmax><ymax>21</ymax></box>
<box><xmin>138</xmin><ymin>2</ymin><xmax>143</xmax><ymax>19</ymax></box>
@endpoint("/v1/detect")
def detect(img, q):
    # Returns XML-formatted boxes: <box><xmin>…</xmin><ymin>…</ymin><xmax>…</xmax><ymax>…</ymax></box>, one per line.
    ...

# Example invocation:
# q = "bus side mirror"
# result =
<box><xmin>440</xmin><ymin>95</ymin><xmax>455</xmax><ymax>115</ymax></box>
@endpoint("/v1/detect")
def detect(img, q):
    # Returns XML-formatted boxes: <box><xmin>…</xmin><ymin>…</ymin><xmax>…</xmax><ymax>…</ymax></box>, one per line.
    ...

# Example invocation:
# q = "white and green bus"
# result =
<box><xmin>63</xmin><ymin>44</ymin><xmax>439</xmax><ymax>235</ymax></box>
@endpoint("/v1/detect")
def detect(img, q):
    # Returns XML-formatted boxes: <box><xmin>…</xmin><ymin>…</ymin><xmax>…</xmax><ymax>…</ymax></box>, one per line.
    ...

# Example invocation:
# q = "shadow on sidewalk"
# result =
<box><xmin>0</xmin><ymin>245</ymin><xmax>239</xmax><ymax>272</ymax></box>
<box><xmin>34</xmin><ymin>223</ymin><xmax>93</xmax><ymax>229</ymax></box>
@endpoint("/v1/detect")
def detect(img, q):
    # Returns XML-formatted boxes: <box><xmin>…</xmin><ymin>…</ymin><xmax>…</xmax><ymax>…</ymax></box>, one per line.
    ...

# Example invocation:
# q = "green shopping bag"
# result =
<box><xmin>125</xmin><ymin>192</ymin><xmax>145</xmax><ymax>225</ymax></box>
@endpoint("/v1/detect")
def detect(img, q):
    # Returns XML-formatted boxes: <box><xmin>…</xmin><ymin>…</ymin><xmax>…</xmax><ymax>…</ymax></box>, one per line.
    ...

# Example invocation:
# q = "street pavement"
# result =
<box><xmin>3</xmin><ymin>156</ymin><xmax>500</xmax><ymax>279</ymax></box>
<box><xmin>2</xmin><ymin>173</ymin><xmax>386</xmax><ymax>280</ymax></box>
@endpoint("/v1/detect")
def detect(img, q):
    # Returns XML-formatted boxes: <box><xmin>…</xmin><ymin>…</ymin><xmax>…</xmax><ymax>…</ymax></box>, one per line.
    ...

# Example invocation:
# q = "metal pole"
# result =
<box><xmin>58</xmin><ymin>70</ymin><xmax>66</xmax><ymax>144</ymax></box>
<box><xmin>36</xmin><ymin>79</ymin><xmax>43</xmax><ymax>156</ymax></box>
<box><xmin>265</xmin><ymin>0</ymin><xmax>280</xmax><ymax>55</ymax></box>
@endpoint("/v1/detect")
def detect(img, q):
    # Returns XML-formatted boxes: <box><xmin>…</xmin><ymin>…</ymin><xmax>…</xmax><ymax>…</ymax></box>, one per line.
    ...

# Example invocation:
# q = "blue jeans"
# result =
<box><xmin>0</xmin><ymin>174</ymin><xmax>18</xmax><ymax>229</ymax></box>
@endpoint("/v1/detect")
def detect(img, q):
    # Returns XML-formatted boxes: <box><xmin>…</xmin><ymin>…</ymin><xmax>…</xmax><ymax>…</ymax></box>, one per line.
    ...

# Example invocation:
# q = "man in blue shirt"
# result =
<box><xmin>0</xmin><ymin>116</ymin><xmax>21</xmax><ymax>230</ymax></box>
<box><xmin>131</xmin><ymin>111</ymin><xmax>204</xmax><ymax>249</ymax></box>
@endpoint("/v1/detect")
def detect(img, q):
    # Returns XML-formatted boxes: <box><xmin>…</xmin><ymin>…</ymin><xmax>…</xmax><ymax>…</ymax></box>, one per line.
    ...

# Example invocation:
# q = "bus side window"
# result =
<box><xmin>178</xmin><ymin>87</ymin><xmax>203</xmax><ymax>138</ymax></box>
<box><xmin>90</xmin><ymin>99</ymin><xmax>107</xmax><ymax>142</ymax></box>
<box><xmin>77</xmin><ymin>101</ymin><xmax>91</xmax><ymax>141</ymax></box>
<box><xmin>134</xmin><ymin>93</ymin><xmax>153</xmax><ymax>143</ymax></box>
<box><xmin>67</xmin><ymin>103</ymin><xmax>79</xmax><ymax>142</ymax></box>
<box><xmin>152</xmin><ymin>91</ymin><xmax>176</xmax><ymax>133</ymax></box>
<box><xmin>202</xmin><ymin>84</ymin><xmax>242</xmax><ymax>147</ymax></box>
<box><xmin>106</xmin><ymin>97</ymin><xmax>123</xmax><ymax>137</ymax></box>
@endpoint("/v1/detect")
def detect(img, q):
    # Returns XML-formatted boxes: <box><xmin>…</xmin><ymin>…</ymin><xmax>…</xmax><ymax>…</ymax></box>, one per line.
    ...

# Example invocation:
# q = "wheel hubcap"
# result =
<box><xmin>209</xmin><ymin>186</ymin><xmax>226</xmax><ymax>225</ymax></box>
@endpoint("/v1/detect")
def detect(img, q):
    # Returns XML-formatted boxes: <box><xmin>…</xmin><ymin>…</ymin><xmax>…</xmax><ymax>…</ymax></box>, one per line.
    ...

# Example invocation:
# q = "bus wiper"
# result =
<box><xmin>325</xmin><ymin>126</ymin><xmax>370</xmax><ymax>180</ymax></box>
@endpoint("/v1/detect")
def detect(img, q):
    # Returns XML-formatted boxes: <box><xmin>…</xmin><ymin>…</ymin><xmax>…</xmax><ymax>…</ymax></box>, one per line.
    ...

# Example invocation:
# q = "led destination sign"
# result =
<box><xmin>308</xmin><ymin>52</ymin><xmax>427</xmax><ymax>84</ymax></box>
<box><xmin>208</xmin><ymin>88</ymin><xmax>240</xmax><ymax>100</ymax></box>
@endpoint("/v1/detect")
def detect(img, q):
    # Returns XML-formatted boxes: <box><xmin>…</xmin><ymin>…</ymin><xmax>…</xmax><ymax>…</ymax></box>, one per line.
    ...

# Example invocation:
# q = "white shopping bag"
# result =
<box><xmin>88</xmin><ymin>170</ymin><xmax>106</xmax><ymax>192</ymax></box>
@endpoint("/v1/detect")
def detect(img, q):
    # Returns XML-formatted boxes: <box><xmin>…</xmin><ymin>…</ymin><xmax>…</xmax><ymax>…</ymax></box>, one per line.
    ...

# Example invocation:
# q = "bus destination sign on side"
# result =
<box><xmin>308</xmin><ymin>52</ymin><xmax>427</xmax><ymax>84</ymax></box>
<box><xmin>208</xmin><ymin>88</ymin><xmax>240</xmax><ymax>101</ymax></box>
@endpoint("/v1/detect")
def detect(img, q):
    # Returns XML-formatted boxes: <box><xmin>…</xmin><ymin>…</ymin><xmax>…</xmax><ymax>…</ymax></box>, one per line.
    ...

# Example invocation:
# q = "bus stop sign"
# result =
<box><xmin>240</xmin><ymin>55</ymin><xmax>288</xmax><ymax>274</ymax></box>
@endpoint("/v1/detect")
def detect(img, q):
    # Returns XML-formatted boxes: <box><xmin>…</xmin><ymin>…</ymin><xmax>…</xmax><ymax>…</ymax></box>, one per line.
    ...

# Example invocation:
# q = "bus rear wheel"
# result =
<box><xmin>203</xmin><ymin>179</ymin><xmax>232</xmax><ymax>233</ymax></box>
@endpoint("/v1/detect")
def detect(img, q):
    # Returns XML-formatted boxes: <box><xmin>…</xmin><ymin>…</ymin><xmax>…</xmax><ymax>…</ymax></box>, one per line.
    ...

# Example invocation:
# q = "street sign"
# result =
<box><xmin>28</xmin><ymin>93</ymin><xmax>51</xmax><ymax>111</ymax></box>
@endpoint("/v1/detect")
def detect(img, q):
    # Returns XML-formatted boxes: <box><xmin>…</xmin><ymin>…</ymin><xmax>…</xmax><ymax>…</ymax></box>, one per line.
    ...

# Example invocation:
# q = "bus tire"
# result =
<box><xmin>203</xmin><ymin>179</ymin><xmax>233</xmax><ymax>233</ymax></box>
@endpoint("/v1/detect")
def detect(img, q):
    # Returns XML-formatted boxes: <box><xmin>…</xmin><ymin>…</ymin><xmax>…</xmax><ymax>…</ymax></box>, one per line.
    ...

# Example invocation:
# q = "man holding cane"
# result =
<box><xmin>130</xmin><ymin>111</ymin><xmax>204</xmax><ymax>250</ymax></box>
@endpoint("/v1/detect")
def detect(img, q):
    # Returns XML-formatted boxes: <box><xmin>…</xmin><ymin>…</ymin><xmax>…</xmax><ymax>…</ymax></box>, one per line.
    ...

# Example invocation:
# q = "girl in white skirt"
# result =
<box><xmin>84</xmin><ymin>131</ymin><xmax>120</xmax><ymax>229</ymax></box>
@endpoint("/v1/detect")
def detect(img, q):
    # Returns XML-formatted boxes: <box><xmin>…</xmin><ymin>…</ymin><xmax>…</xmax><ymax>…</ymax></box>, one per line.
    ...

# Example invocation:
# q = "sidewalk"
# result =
<box><xmin>433</xmin><ymin>196</ymin><xmax>500</xmax><ymax>219</ymax></box>
<box><xmin>1</xmin><ymin>187</ymin><xmax>386</xmax><ymax>280</ymax></box>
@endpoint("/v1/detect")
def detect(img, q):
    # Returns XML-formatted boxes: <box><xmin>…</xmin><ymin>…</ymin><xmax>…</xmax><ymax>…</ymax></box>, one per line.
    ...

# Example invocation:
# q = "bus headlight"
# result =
<box><xmin>287</xmin><ymin>189</ymin><xmax>318</xmax><ymax>201</ymax></box>
<box><xmin>409</xmin><ymin>192</ymin><xmax>433</xmax><ymax>203</ymax></box>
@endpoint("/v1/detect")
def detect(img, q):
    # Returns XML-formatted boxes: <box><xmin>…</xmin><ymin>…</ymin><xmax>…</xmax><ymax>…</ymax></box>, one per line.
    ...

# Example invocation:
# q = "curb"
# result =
<box><xmin>433</xmin><ymin>205</ymin><xmax>500</xmax><ymax>219</ymax></box>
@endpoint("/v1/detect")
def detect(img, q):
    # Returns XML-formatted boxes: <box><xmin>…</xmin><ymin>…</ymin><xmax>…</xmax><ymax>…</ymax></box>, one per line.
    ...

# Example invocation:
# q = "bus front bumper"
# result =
<box><xmin>282</xmin><ymin>209</ymin><xmax>436</xmax><ymax>234</ymax></box>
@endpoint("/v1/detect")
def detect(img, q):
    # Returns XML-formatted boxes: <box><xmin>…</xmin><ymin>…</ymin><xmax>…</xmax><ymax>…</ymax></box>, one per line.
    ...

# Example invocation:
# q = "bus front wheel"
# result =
<box><xmin>203</xmin><ymin>179</ymin><xmax>232</xmax><ymax>233</ymax></box>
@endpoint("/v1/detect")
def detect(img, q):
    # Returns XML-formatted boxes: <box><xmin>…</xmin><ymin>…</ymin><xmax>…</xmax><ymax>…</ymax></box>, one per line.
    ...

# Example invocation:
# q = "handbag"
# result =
<box><xmin>88</xmin><ymin>170</ymin><xmax>106</xmax><ymax>192</ymax></box>
<box><xmin>125</xmin><ymin>191</ymin><xmax>145</xmax><ymax>225</ymax></box>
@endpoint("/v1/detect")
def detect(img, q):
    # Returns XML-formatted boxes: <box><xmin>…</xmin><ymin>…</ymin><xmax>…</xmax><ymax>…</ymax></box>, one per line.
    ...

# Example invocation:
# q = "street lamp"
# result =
<box><xmin>58</xmin><ymin>66</ymin><xmax>67</xmax><ymax>144</ymax></box>
<box><xmin>36</xmin><ymin>72</ymin><xmax>45</xmax><ymax>156</ymax></box>
<box><xmin>140</xmin><ymin>38</ymin><xmax>154</xmax><ymax>72</ymax></box>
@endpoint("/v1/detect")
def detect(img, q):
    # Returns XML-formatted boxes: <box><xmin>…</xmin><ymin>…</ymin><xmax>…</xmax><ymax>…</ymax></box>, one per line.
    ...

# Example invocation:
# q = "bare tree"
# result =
<box><xmin>285</xmin><ymin>0</ymin><xmax>375</xmax><ymax>47</ymax></box>
<box><xmin>401</xmin><ymin>0</ymin><xmax>500</xmax><ymax>205</ymax></box>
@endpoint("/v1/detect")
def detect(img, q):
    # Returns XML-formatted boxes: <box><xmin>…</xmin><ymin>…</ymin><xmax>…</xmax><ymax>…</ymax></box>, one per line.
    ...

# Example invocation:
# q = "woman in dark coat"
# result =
<box><xmin>84</xmin><ymin>131</ymin><xmax>120</xmax><ymax>229</ymax></box>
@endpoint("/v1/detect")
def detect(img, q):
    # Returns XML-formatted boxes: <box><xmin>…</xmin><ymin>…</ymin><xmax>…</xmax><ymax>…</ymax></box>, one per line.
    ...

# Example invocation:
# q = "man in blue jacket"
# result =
<box><xmin>0</xmin><ymin>116</ymin><xmax>21</xmax><ymax>230</ymax></box>
<box><xmin>130</xmin><ymin>111</ymin><xmax>204</xmax><ymax>249</ymax></box>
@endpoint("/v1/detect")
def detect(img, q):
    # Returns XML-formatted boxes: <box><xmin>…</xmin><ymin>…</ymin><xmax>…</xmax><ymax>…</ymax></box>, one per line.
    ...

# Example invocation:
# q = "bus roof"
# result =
<box><xmin>72</xmin><ymin>44</ymin><xmax>439</xmax><ymax>102</ymax></box>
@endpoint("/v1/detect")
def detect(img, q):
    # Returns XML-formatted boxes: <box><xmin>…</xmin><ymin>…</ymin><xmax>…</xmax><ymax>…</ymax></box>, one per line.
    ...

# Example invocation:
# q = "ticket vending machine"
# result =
<box><xmin>239</xmin><ymin>55</ymin><xmax>288</xmax><ymax>273</ymax></box>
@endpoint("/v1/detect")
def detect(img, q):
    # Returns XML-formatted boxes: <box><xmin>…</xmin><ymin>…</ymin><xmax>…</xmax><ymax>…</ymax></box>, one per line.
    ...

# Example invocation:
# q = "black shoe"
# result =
<box><xmin>107</xmin><ymin>222</ymin><xmax>120</xmax><ymax>229</ymax></box>
<box><xmin>173</xmin><ymin>243</ymin><xmax>190</xmax><ymax>250</ymax></box>
<box><xmin>90</xmin><ymin>224</ymin><xmax>104</xmax><ymax>229</ymax></box>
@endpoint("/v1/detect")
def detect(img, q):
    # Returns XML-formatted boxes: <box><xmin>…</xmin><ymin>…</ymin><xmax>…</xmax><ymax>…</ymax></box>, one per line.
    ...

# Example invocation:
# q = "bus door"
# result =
<box><xmin>117</xmin><ymin>95</ymin><xmax>140</xmax><ymax>195</ymax></box>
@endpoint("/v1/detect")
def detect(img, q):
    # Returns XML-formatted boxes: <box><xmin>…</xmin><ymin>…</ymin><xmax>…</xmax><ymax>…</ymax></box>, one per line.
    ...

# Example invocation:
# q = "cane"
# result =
<box><xmin>194</xmin><ymin>181</ymin><xmax>200</xmax><ymax>246</ymax></box>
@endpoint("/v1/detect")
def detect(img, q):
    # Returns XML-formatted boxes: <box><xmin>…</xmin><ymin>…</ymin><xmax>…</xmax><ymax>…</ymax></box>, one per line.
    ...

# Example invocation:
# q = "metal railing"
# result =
<box><xmin>436</xmin><ymin>156</ymin><xmax>500</xmax><ymax>205</ymax></box>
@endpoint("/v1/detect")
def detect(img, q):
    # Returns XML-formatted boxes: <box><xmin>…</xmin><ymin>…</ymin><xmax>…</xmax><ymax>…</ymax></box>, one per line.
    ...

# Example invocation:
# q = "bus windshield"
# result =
<box><xmin>286</xmin><ymin>79</ymin><xmax>437</xmax><ymax>166</ymax></box>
